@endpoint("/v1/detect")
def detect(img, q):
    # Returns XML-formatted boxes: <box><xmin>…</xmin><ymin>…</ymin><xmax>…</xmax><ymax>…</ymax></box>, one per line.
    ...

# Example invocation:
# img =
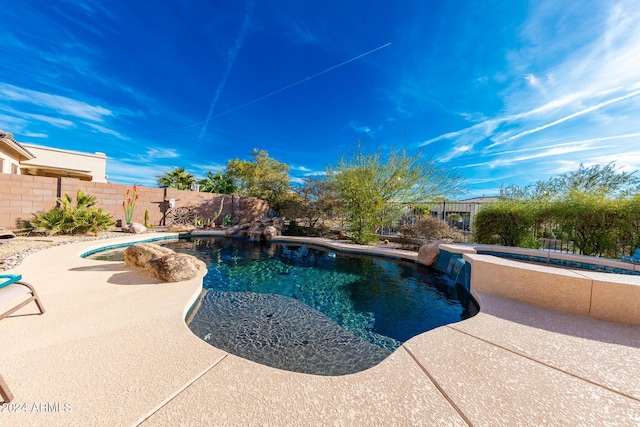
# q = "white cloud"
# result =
<box><xmin>144</xmin><ymin>147</ymin><xmax>180</xmax><ymax>160</ymax></box>
<box><xmin>22</xmin><ymin>132</ymin><xmax>48</xmax><ymax>138</ymax></box>
<box><xmin>85</xmin><ymin>123</ymin><xmax>129</xmax><ymax>140</ymax></box>
<box><xmin>423</xmin><ymin>0</ymin><xmax>640</xmax><ymax>169</ymax></box>
<box><xmin>347</xmin><ymin>120</ymin><xmax>372</xmax><ymax>134</ymax></box>
<box><xmin>0</xmin><ymin>82</ymin><xmax>112</xmax><ymax>122</ymax></box>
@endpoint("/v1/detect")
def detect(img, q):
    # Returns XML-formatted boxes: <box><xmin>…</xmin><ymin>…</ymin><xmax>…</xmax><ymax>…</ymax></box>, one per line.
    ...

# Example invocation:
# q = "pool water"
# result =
<box><xmin>160</xmin><ymin>237</ymin><xmax>478</xmax><ymax>375</ymax></box>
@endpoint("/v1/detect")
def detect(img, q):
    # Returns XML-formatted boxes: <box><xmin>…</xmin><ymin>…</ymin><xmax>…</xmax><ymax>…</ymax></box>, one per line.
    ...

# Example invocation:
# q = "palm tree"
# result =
<box><xmin>199</xmin><ymin>171</ymin><xmax>236</xmax><ymax>194</ymax></box>
<box><xmin>156</xmin><ymin>167</ymin><xmax>195</xmax><ymax>190</ymax></box>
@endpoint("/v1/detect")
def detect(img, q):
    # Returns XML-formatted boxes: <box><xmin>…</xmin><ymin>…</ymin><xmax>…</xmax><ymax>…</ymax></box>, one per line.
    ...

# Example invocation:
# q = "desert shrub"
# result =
<box><xmin>401</xmin><ymin>217</ymin><xmax>453</xmax><ymax>242</ymax></box>
<box><xmin>29</xmin><ymin>189</ymin><xmax>114</xmax><ymax>235</ymax></box>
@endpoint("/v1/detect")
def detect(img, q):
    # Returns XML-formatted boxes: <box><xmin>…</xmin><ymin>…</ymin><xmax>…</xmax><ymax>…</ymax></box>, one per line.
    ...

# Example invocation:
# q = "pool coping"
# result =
<box><xmin>1</xmin><ymin>232</ymin><xmax>639</xmax><ymax>425</ymax></box>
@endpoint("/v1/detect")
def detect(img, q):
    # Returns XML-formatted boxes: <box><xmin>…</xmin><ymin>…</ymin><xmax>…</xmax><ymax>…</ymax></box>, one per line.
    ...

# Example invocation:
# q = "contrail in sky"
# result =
<box><xmin>199</xmin><ymin>0</ymin><xmax>256</xmax><ymax>139</ymax></box>
<box><xmin>193</xmin><ymin>41</ymin><xmax>392</xmax><ymax>129</ymax></box>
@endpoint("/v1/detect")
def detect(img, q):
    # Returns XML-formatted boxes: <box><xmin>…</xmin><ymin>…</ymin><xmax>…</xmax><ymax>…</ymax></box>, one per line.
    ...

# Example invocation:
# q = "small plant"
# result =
<box><xmin>29</xmin><ymin>189</ymin><xmax>114</xmax><ymax>235</ymax></box>
<box><xmin>144</xmin><ymin>209</ymin><xmax>153</xmax><ymax>228</ymax></box>
<box><xmin>222</xmin><ymin>213</ymin><xmax>232</xmax><ymax>227</ymax></box>
<box><xmin>211</xmin><ymin>198</ymin><xmax>224</xmax><ymax>224</ymax></box>
<box><xmin>122</xmin><ymin>183</ymin><xmax>138</xmax><ymax>225</ymax></box>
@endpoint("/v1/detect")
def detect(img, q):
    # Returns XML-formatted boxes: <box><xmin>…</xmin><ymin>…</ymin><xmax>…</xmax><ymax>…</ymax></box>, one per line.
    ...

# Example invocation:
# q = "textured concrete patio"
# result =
<box><xmin>1</xmin><ymin>233</ymin><xmax>639</xmax><ymax>426</ymax></box>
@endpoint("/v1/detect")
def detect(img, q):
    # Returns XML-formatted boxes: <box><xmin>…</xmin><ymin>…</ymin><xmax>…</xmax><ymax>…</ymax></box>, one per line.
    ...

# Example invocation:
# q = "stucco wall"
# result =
<box><xmin>0</xmin><ymin>173</ymin><xmax>268</xmax><ymax>230</ymax></box>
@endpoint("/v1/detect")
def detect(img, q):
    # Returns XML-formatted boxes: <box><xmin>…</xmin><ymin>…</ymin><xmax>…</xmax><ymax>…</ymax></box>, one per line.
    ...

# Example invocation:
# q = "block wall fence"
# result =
<box><xmin>0</xmin><ymin>173</ymin><xmax>269</xmax><ymax>230</ymax></box>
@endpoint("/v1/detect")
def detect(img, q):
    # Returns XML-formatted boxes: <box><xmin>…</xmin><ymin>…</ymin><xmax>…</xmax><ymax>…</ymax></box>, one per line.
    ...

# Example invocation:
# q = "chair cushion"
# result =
<box><xmin>0</xmin><ymin>275</ymin><xmax>22</xmax><ymax>290</ymax></box>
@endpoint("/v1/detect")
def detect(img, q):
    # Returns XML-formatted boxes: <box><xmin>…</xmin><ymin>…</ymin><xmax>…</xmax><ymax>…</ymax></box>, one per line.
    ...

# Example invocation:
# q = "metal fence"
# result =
<box><xmin>377</xmin><ymin>201</ymin><xmax>492</xmax><ymax>237</ymax></box>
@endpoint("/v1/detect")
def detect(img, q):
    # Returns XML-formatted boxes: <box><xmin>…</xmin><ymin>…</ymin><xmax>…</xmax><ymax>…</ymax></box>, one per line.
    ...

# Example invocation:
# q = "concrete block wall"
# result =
<box><xmin>0</xmin><ymin>173</ymin><xmax>268</xmax><ymax>230</ymax></box>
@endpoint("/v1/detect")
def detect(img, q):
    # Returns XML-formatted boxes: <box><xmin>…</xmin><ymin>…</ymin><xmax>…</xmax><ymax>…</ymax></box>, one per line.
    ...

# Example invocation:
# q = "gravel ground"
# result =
<box><xmin>0</xmin><ymin>232</ymin><xmax>125</xmax><ymax>271</ymax></box>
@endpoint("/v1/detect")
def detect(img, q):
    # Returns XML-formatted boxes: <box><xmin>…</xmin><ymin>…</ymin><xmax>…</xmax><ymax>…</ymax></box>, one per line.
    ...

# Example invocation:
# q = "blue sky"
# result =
<box><xmin>1</xmin><ymin>0</ymin><xmax>639</xmax><ymax>198</ymax></box>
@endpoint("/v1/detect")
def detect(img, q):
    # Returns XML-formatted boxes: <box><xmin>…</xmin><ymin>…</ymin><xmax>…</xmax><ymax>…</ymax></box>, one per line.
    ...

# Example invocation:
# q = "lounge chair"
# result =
<box><xmin>0</xmin><ymin>274</ymin><xmax>45</xmax><ymax>321</ymax></box>
<box><xmin>0</xmin><ymin>374</ymin><xmax>13</xmax><ymax>402</ymax></box>
<box><xmin>618</xmin><ymin>248</ymin><xmax>640</xmax><ymax>264</ymax></box>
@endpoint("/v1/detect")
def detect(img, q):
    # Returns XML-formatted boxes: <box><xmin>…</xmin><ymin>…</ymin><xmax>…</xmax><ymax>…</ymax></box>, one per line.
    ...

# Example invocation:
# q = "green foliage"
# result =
<box><xmin>333</xmin><ymin>163</ymin><xmax>383</xmax><ymax>244</ymax></box>
<box><xmin>615</xmin><ymin>194</ymin><xmax>640</xmax><ymax>255</ymax></box>
<box><xmin>291</xmin><ymin>177</ymin><xmax>343</xmax><ymax>235</ymax></box>
<box><xmin>549</xmin><ymin>191</ymin><xmax>620</xmax><ymax>257</ymax></box>
<box><xmin>30</xmin><ymin>190</ymin><xmax>114</xmax><ymax>235</ymax></box>
<box><xmin>144</xmin><ymin>209</ymin><xmax>153</xmax><ymax>229</ymax></box>
<box><xmin>500</xmin><ymin>162</ymin><xmax>640</xmax><ymax>201</ymax></box>
<box><xmin>157</xmin><ymin>167</ymin><xmax>196</xmax><ymax>190</ymax></box>
<box><xmin>122</xmin><ymin>183</ymin><xmax>138</xmax><ymax>224</ymax></box>
<box><xmin>284</xmin><ymin>218</ymin><xmax>306</xmax><ymax>236</ymax></box>
<box><xmin>199</xmin><ymin>171</ymin><xmax>236</xmax><ymax>194</ymax></box>
<box><xmin>411</xmin><ymin>204</ymin><xmax>431</xmax><ymax>218</ymax></box>
<box><xmin>446</xmin><ymin>213</ymin><xmax>462</xmax><ymax>227</ymax></box>
<box><xmin>222</xmin><ymin>214</ymin><xmax>233</xmax><ymax>227</ymax></box>
<box><xmin>225</xmin><ymin>149</ymin><xmax>291</xmax><ymax>212</ymax></box>
<box><xmin>475</xmin><ymin>189</ymin><xmax>640</xmax><ymax>257</ymax></box>
<box><xmin>474</xmin><ymin>200</ymin><xmax>538</xmax><ymax>247</ymax></box>
<box><xmin>329</xmin><ymin>144</ymin><xmax>466</xmax><ymax>244</ymax></box>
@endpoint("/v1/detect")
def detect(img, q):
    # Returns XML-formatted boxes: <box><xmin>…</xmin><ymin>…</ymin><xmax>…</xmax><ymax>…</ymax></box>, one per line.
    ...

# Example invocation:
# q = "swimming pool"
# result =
<box><xmin>89</xmin><ymin>237</ymin><xmax>478</xmax><ymax>375</ymax></box>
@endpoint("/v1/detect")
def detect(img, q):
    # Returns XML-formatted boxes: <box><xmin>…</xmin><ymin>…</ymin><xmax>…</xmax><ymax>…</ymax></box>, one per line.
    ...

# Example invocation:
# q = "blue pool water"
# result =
<box><xmin>161</xmin><ymin>237</ymin><xmax>478</xmax><ymax>375</ymax></box>
<box><xmin>89</xmin><ymin>237</ymin><xmax>478</xmax><ymax>375</ymax></box>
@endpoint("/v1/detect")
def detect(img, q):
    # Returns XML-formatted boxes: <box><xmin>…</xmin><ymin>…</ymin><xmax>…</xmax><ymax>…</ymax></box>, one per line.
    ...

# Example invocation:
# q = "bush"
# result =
<box><xmin>401</xmin><ymin>217</ymin><xmax>453</xmax><ymax>242</ymax></box>
<box><xmin>474</xmin><ymin>200</ymin><xmax>537</xmax><ymax>246</ymax></box>
<box><xmin>28</xmin><ymin>190</ymin><xmax>114</xmax><ymax>235</ymax></box>
<box><xmin>549</xmin><ymin>191</ymin><xmax>619</xmax><ymax>257</ymax></box>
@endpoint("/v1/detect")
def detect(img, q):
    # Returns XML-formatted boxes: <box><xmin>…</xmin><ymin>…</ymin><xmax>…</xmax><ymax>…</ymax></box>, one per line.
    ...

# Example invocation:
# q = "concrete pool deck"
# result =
<box><xmin>0</xmin><ymin>232</ymin><xmax>639</xmax><ymax>426</ymax></box>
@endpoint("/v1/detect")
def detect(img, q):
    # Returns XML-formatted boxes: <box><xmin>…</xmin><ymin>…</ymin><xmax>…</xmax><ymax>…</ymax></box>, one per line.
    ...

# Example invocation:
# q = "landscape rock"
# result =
<box><xmin>263</xmin><ymin>225</ymin><xmax>280</xmax><ymax>239</ymax></box>
<box><xmin>224</xmin><ymin>223</ymin><xmax>251</xmax><ymax>236</ymax></box>
<box><xmin>226</xmin><ymin>217</ymin><xmax>284</xmax><ymax>241</ymax></box>
<box><xmin>124</xmin><ymin>243</ymin><xmax>175</xmax><ymax>267</ymax></box>
<box><xmin>417</xmin><ymin>239</ymin><xmax>454</xmax><ymax>266</ymax></box>
<box><xmin>126</xmin><ymin>222</ymin><xmax>148</xmax><ymax>234</ymax></box>
<box><xmin>168</xmin><ymin>224</ymin><xmax>196</xmax><ymax>233</ymax></box>
<box><xmin>145</xmin><ymin>253</ymin><xmax>207</xmax><ymax>282</ymax></box>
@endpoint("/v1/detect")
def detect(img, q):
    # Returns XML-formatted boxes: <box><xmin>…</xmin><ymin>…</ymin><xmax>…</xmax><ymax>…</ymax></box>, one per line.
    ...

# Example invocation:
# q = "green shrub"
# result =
<box><xmin>474</xmin><ymin>200</ymin><xmax>537</xmax><ymax>247</ymax></box>
<box><xmin>29</xmin><ymin>190</ymin><xmax>114</xmax><ymax>235</ymax></box>
<box><xmin>549</xmin><ymin>191</ymin><xmax>619</xmax><ymax>257</ymax></box>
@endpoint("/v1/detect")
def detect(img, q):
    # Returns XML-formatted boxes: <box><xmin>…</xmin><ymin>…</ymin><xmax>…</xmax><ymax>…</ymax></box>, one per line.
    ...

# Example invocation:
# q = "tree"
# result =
<box><xmin>333</xmin><ymin>164</ymin><xmax>383</xmax><ymax>243</ymax></box>
<box><xmin>225</xmin><ymin>149</ymin><xmax>291</xmax><ymax>212</ymax></box>
<box><xmin>157</xmin><ymin>167</ymin><xmax>195</xmax><ymax>190</ymax></box>
<box><xmin>293</xmin><ymin>177</ymin><xmax>343</xmax><ymax>235</ymax></box>
<box><xmin>199</xmin><ymin>171</ymin><xmax>236</xmax><ymax>194</ymax></box>
<box><xmin>329</xmin><ymin>145</ymin><xmax>466</xmax><ymax>244</ymax></box>
<box><xmin>501</xmin><ymin>162</ymin><xmax>640</xmax><ymax>201</ymax></box>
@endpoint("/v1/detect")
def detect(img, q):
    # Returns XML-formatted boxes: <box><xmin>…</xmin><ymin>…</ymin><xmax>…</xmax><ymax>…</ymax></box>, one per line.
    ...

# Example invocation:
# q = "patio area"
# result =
<box><xmin>1</xmin><ymin>232</ymin><xmax>639</xmax><ymax>426</ymax></box>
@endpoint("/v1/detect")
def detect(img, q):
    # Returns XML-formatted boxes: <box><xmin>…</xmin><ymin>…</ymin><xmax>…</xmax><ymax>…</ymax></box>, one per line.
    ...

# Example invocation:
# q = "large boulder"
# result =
<box><xmin>145</xmin><ymin>253</ymin><xmax>207</xmax><ymax>282</ymax></box>
<box><xmin>124</xmin><ymin>243</ymin><xmax>175</xmax><ymax>267</ymax></box>
<box><xmin>417</xmin><ymin>239</ymin><xmax>453</xmax><ymax>266</ymax></box>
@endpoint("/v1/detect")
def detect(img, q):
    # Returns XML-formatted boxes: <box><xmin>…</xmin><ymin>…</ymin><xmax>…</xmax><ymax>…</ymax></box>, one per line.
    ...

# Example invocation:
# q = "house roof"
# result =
<box><xmin>20</xmin><ymin>164</ymin><xmax>93</xmax><ymax>180</ymax></box>
<box><xmin>0</xmin><ymin>130</ymin><xmax>35</xmax><ymax>161</ymax></box>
